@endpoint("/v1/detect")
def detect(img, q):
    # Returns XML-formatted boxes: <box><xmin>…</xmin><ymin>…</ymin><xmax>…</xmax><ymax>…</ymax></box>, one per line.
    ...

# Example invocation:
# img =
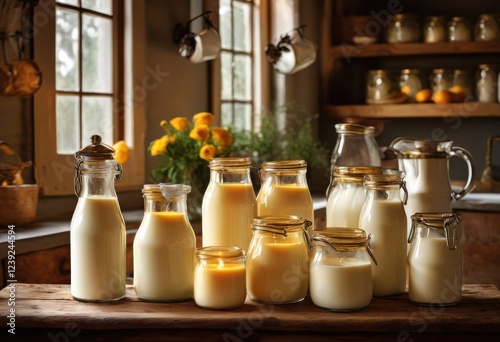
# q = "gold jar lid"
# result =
<box><xmin>209</xmin><ymin>157</ymin><xmax>252</xmax><ymax>170</ymax></box>
<box><xmin>196</xmin><ymin>246</ymin><xmax>246</xmax><ymax>260</ymax></box>
<box><xmin>401</xmin><ymin>68</ymin><xmax>419</xmax><ymax>75</ymax></box>
<box><xmin>335</xmin><ymin>123</ymin><xmax>375</xmax><ymax>135</ymax></box>
<box><xmin>333</xmin><ymin>166</ymin><xmax>382</xmax><ymax>184</ymax></box>
<box><xmin>261</xmin><ymin>160</ymin><xmax>307</xmax><ymax>171</ymax></box>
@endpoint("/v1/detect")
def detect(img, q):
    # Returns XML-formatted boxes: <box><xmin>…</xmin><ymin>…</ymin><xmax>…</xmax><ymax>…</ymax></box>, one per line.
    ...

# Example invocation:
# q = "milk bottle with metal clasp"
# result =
<box><xmin>71</xmin><ymin>135</ymin><xmax>126</xmax><ymax>302</ymax></box>
<box><xmin>389</xmin><ymin>137</ymin><xmax>475</xmax><ymax>239</ymax></box>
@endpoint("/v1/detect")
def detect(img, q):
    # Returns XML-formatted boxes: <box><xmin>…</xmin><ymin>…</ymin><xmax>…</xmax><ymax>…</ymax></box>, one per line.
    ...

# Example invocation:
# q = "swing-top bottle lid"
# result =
<box><xmin>75</xmin><ymin>135</ymin><xmax>115</xmax><ymax>161</ymax></box>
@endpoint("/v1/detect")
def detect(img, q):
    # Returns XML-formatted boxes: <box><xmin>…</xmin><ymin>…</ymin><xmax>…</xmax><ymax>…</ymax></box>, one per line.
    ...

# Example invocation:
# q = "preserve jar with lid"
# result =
<box><xmin>476</xmin><ymin>64</ymin><xmax>498</xmax><ymax>103</ymax></box>
<box><xmin>194</xmin><ymin>246</ymin><xmax>246</xmax><ymax>309</ymax></box>
<box><xmin>423</xmin><ymin>16</ymin><xmax>446</xmax><ymax>43</ymax></box>
<box><xmin>475</xmin><ymin>14</ymin><xmax>499</xmax><ymax>41</ymax></box>
<box><xmin>326</xmin><ymin>166</ymin><xmax>381</xmax><ymax>228</ymax></box>
<box><xmin>71</xmin><ymin>135</ymin><xmax>126</xmax><ymax>302</ymax></box>
<box><xmin>202</xmin><ymin>157</ymin><xmax>256</xmax><ymax>252</ymax></box>
<box><xmin>133</xmin><ymin>183</ymin><xmax>196</xmax><ymax>302</ymax></box>
<box><xmin>358</xmin><ymin>173</ymin><xmax>408</xmax><ymax>297</ymax></box>
<box><xmin>400</xmin><ymin>69</ymin><xmax>423</xmax><ymax>102</ymax></box>
<box><xmin>257</xmin><ymin>160</ymin><xmax>314</xmax><ymax>233</ymax></box>
<box><xmin>366</xmin><ymin>69</ymin><xmax>392</xmax><ymax>102</ymax></box>
<box><xmin>448</xmin><ymin>17</ymin><xmax>471</xmax><ymax>42</ymax></box>
<box><xmin>386</xmin><ymin>13</ymin><xmax>421</xmax><ymax>43</ymax></box>
<box><xmin>309</xmin><ymin>228</ymin><xmax>376</xmax><ymax>312</ymax></box>
<box><xmin>451</xmin><ymin>69</ymin><xmax>473</xmax><ymax>99</ymax></box>
<box><xmin>430</xmin><ymin>68</ymin><xmax>452</xmax><ymax>93</ymax></box>
<box><xmin>246</xmin><ymin>215</ymin><xmax>311</xmax><ymax>304</ymax></box>
<box><xmin>408</xmin><ymin>212</ymin><xmax>463</xmax><ymax>306</ymax></box>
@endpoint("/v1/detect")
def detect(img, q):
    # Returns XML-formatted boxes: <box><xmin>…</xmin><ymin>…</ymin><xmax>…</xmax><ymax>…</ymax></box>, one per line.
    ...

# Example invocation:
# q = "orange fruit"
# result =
<box><xmin>113</xmin><ymin>140</ymin><xmax>130</xmax><ymax>164</ymax></box>
<box><xmin>433</xmin><ymin>90</ymin><xmax>453</xmax><ymax>104</ymax></box>
<box><xmin>401</xmin><ymin>85</ymin><xmax>411</xmax><ymax>95</ymax></box>
<box><xmin>415</xmin><ymin>89</ymin><xmax>432</xmax><ymax>103</ymax></box>
<box><xmin>449</xmin><ymin>85</ymin><xmax>466</xmax><ymax>103</ymax></box>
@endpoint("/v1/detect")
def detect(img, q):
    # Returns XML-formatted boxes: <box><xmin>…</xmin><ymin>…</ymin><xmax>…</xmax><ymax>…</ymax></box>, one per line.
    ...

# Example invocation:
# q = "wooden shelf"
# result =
<box><xmin>323</xmin><ymin>102</ymin><xmax>500</xmax><ymax>119</ymax></box>
<box><xmin>331</xmin><ymin>41</ymin><xmax>500</xmax><ymax>59</ymax></box>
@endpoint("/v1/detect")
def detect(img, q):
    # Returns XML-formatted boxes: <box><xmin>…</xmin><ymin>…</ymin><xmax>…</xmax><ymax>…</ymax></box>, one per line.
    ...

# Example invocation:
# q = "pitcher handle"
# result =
<box><xmin>449</xmin><ymin>147</ymin><xmax>476</xmax><ymax>201</ymax></box>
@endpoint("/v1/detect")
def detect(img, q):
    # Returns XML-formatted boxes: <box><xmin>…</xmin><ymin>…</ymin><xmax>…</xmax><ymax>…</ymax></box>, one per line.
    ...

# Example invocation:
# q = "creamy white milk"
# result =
<box><xmin>71</xmin><ymin>196</ymin><xmax>126</xmax><ymax>301</ymax></box>
<box><xmin>326</xmin><ymin>184</ymin><xmax>366</xmax><ymax>228</ymax></box>
<box><xmin>359</xmin><ymin>199</ymin><xmax>407</xmax><ymax>296</ymax></box>
<box><xmin>310</xmin><ymin>258</ymin><xmax>372</xmax><ymax>311</ymax></box>
<box><xmin>134</xmin><ymin>211</ymin><xmax>196</xmax><ymax>301</ymax></box>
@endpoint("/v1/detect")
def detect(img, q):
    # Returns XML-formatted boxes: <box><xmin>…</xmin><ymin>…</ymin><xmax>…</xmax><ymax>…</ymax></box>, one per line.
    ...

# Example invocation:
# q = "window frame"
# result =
<box><xmin>33</xmin><ymin>0</ymin><xmax>146</xmax><ymax>196</ymax></box>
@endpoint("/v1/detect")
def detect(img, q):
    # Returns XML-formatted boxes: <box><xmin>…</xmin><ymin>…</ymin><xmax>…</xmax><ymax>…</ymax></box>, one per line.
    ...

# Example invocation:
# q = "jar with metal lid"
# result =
<box><xmin>330</xmin><ymin>123</ymin><xmax>381</xmax><ymax>170</ymax></box>
<box><xmin>257</xmin><ymin>160</ymin><xmax>313</xmax><ymax>233</ymax></box>
<box><xmin>326</xmin><ymin>166</ymin><xmax>381</xmax><ymax>228</ymax></box>
<box><xmin>400</xmin><ymin>69</ymin><xmax>423</xmax><ymax>102</ymax></box>
<box><xmin>451</xmin><ymin>69</ymin><xmax>473</xmax><ymax>100</ymax></box>
<box><xmin>386</xmin><ymin>13</ymin><xmax>421</xmax><ymax>43</ymax></box>
<box><xmin>246</xmin><ymin>215</ymin><xmax>311</xmax><ymax>304</ymax></box>
<box><xmin>310</xmin><ymin>228</ymin><xmax>376</xmax><ymax>312</ymax></box>
<box><xmin>134</xmin><ymin>184</ymin><xmax>196</xmax><ymax>302</ymax></box>
<box><xmin>366</xmin><ymin>69</ymin><xmax>392</xmax><ymax>102</ymax></box>
<box><xmin>430</xmin><ymin>68</ymin><xmax>452</xmax><ymax>94</ymax></box>
<box><xmin>358</xmin><ymin>173</ymin><xmax>408</xmax><ymax>297</ymax></box>
<box><xmin>71</xmin><ymin>135</ymin><xmax>126</xmax><ymax>302</ymax></box>
<box><xmin>194</xmin><ymin>246</ymin><xmax>246</xmax><ymax>309</ymax></box>
<box><xmin>408</xmin><ymin>212</ymin><xmax>463</xmax><ymax>306</ymax></box>
<box><xmin>448</xmin><ymin>17</ymin><xmax>471</xmax><ymax>42</ymax></box>
<box><xmin>476</xmin><ymin>64</ymin><xmax>498</xmax><ymax>103</ymax></box>
<box><xmin>423</xmin><ymin>16</ymin><xmax>447</xmax><ymax>43</ymax></box>
<box><xmin>475</xmin><ymin>14</ymin><xmax>499</xmax><ymax>41</ymax></box>
<box><xmin>202</xmin><ymin>157</ymin><xmax>256</xmax><ymax>252</ymax></box>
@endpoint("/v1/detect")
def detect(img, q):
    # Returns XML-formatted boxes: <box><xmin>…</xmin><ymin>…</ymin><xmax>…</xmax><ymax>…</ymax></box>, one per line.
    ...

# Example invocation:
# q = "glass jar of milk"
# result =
<box><xmin>194</xmin><ymin>246</ymin><xmax>246</xmax><ymax>309</ymax></box>
<box><xmin>408</xmin><ymin>212</ymin><xmax>463</xmax><ymax>306</ymax></box>
<box><xmin>71</xmin><ymin>135</ymin><xmax>126</xmax><ymax>302</ymax></box>
<box><xmin>326</xmin><ymin>166</ymin><xmax>381</xmax><ymax>228</ymax></box>
<box><xmin>247</xmin><ymin>215</ymin><xmax>311</xmax><ymax>304</ymax></box>
<box><xmin>134</xmin><ymin>184</ymin><xmax>196</xmax><ymax>302</ymax></box>
<box><xmin>359</xmin><ymin>173</ymin><xmax>408</xmax><ymax>297</ymax></box>
<box><xmin>257</xmin><ymin>160</ymin><xmax>314</xmax><ymax>233</ymax></box>
<box><xmin>310</xmin><ymin>228</ymin><xmax>376</xmax><ymax>312</ymax></box>
<box><xmin>202</xmin><ymin>157</ymin><xmax>256</xmax><ymax>252</ymax></box>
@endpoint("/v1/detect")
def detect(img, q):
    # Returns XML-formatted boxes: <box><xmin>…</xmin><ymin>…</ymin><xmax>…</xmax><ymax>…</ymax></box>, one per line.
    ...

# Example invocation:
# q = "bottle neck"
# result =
<box><xmin>79</xmin><ymin>172</ymin><xmax>118</xmax><ymax>198</ymax></box>
<box><xmin>261</xmin><ymin>169</ymin><xmax>308</xmax><ymax>187</ymax></box>
<box><xmin>144</xmin><ymin>193</ymin><xmax>188</xmax><ymax>215</ymax></box>
<box><xmin>210</xmin><ymin>167</ymin><xmax>252</xmax><ymax>184</ymax></box>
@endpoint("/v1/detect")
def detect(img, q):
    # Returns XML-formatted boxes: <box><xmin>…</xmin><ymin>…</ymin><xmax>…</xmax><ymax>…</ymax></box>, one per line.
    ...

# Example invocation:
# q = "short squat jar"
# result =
<box><xmin>246</xmin><ymin>215</ymin><xmax>311</xmax><ymax>304</ymax></box>
<box><xmin>310</xmin><ymin>228</ymin><xmax>376</xmax><ymax>312</ymax></box>
<box><xmin>423</xmin><ymin>16</ymin><xmax>446</xmax><ymax>43</ymax></box>
<box><xmin>194</xmin><ymin>246</ymin><xmax>246</xmax><ymax>309</ymax></box>
<box><xmin>475</xmin><ymin>14</ymin><xmax>499</xmax><ymax>41</ymax></box>
<box><xmin>408</xmin><ymin>212</ymin><xmax>463</xmax><ymax>306</ymax></box>
<box><xmin>386</xmin><ymin>13</ymin><xmax>421</xmax><ymax>43</ymax></box>
<box><xmin>448</xmin><ymin>17</ymin><xmax>471</xmax><ymax>42</ymax></box>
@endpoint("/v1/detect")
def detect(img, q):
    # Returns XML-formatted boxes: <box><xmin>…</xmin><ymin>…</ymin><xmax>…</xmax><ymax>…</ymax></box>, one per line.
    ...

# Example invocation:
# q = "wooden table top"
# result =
<box><xmin>1</xmin><ymin>283</ymin><xmax>499</xmax><ymax>341</ymax></box>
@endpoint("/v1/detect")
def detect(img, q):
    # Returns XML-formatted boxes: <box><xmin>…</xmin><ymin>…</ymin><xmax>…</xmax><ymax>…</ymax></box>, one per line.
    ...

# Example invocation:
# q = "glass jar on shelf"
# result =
<box><xmin>475</xmin><ymin>14</ymin><xmax>499</xmax><ymax>41</ymax></box>
<box><xmin>366</xmin><ymin>69</ymin><xmax>392</xmax><ymax>102</ymax></box>
<box><xmin>423</xmin><ymin>16</ymin><xmax>447</xmax><ymax>43</ymax></box>
<box><xmin>430</xmin><ymin>68</ymin><xmax>452</xmax><ymax>93</ymax></box>
<box><xmin>386</xmin><ymin>13</ymin><xmax>421</xmax><ymax>43</ymax></box>
<box><xmin>451</xmin><ymin>69</ymin><xmax>473</xmax><ymax>99</ymax></box>
<box><xmin>476</xmin><ymin>64</ymin><xmax>498</xmax><ymax>103</ymax></box>
<box><xmin>448</xmin><ymin>17</ymin><xmax>471</xmax><ymax>42</ymax></box>
<box><xmin>400</xmin><ymin>69</ymin><xmax>423</xmax><ymax>102</ymax></box>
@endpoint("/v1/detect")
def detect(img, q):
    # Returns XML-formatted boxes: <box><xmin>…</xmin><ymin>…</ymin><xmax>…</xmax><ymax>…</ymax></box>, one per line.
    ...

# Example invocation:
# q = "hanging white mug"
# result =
<box><xmin>273</xmin><ymin>37</ymin><xmax>317</xmax><ymax>75</ymax></box>
<box><xmin>189</xmin><ymin>26</ymin><xmax>221</xmax><ymax>64</ymax></box>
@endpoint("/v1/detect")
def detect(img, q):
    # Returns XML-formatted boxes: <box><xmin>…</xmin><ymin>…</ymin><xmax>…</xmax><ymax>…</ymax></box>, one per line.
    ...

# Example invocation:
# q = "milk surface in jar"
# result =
<box><xmin>326</xmin><ymin>166</ymin><xmax>381</xmax><ymax>228</ymax></box>
<box><xmin>133</xmin><ymin>184</ymin><xmax>196</xmax><ymax>302</ymax></box>
<box><xmin>71</xmin><ymin>135</ymin><xmax>126</xmax><ymax>302</ymax></box>
<box><xmin>202</xmin><ymin>157</ymin><xmax>256</xmax><ymax>251</ymax></box>
<box><xmin>408</xmin><ymin>212</ymin><xmax>463</xmax><ymax>306</ymax></box>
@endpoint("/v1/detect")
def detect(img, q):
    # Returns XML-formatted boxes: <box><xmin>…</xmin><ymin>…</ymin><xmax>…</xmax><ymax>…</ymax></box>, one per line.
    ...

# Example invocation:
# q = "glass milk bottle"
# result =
<box><xmin>134</xmin><ymin>184</ymin><xmax>196</xmax><ymax>302</ymax></box>
<box><xmin>71</xmin><ymin>135</ymin><xmax>126</xmax><ymax>302</ymax></box>
<box><xmin>408</xmin><ymin>212</ymin><xmax>463</xmax><ymax>306</ymax></box>
<box><xmin>310</xmin><ymin>228</ymin><xmax>376</xmax><ymax>312</ymax></box>
<box><xmin>326</xmin><ymin>166</ymin><xmax>381</xmax><ymax>228</ymax></box>
<box><xmin>359</xmin><ymin>173</ymin><xmax>408</xmax><ymax>296</ymax></box>
<box><xmin>257</xmin><ymin>160</ymin><xmax>314</xmax><ymax>233</ymax></box>
<box><xmin>246</xmin><ymin>215</ymin><xmax>311</xmax><ymax>304</ymax></box>
<box><xmin>202</xmin><ymin>157</ymin><xmax>256</xmax><ymax>252</ymax></box>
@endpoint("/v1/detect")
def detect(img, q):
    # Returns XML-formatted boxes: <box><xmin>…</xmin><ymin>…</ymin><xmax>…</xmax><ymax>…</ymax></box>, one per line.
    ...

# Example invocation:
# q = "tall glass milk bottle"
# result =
<box><xmin>257</xmin><ymin>160</ymin><xmax>314</xmax><ymax>233</ymax></box>
<box><xmin>134</xmin><ymin>184</ymin><xmax>196</xmax><ymax>302</ymax></box>
<box><xmin>71</xmin><ymin>135</ymin><xmax>126</xmax><ymax>302</ymax></box>
<box><xmin>359</xmin><ymin>173</ymin><xmax>408</xmax><ymax>296</ymax></box>
<box><xmin>202</xmin><ymin>157</ymin><xmax>256</xmax><ymax>252</ymax></box>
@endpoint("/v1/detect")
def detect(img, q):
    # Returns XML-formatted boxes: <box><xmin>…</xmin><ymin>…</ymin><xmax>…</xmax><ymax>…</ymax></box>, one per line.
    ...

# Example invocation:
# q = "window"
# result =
<box><xmin>34</xmin><ymin>0</ymin><xmax>145</xmax><ymax>195</ymax></box>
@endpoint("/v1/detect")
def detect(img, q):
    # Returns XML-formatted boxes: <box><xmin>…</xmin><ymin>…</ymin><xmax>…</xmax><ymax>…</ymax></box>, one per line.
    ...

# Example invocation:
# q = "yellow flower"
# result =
<box><xmin>211</xmin><ymin>127</ymin><xmax>233</xmax><ymax>146</ymax></box>
<box><xmin>113</xmin><ymin>140</ymin><xmax>130</xmax><ymax>164</ymax></box>
<box><xmin>150</xmin><ymin>135</ymin><xmax>169</xmax><ymax>156</ymax></box>
<box><xmin>193</xmin><ymin>112</ymin><xmax>215</xmax><ymax>126</ymax></box>
<box><xmin>170</xmin><ymin>117</ymin><xmax>190</xmax><ymax>131</ymax></box>
<box><xmin>189</xmin><ymin>124</ymin><xmax>210</xmax><ymax>141</ymax></box>
<box><xmin>160</xmin><ymin>120</ymin><xmax>168</xmax><ymax>128</ymax></box>
<box><xmin>199</xmin><ymin>144</ymin><xmax>216</xmax><ymax>161</ymax></box>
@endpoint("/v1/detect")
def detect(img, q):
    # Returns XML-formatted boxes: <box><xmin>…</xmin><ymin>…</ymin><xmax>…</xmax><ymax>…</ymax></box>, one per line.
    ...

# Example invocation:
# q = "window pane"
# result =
<box><xmin>56</xmin><ymin>95</ymin><xmax>80</xmax><ymax>154</ymax></box>
<box><xmin>82</xmin><ymin>96</ymin><xmax>114</xmax><ymax>146</ymax></box>
<box><xmin>219</xmin><ymin>0</ymin><xmax>232</xmax><ymax>49</ymax></box>
<box><xmin>221</xmin><ymin>52</ymin><xmax>233</xmax><ymax>100</ymax></box>
<box><xmin>56</xmin><ymin>8</ymin><xmax>79</xmax><ymax>91</ymax></box>
<box><xmin>221</xmin><ymin>102</ymin><xmax>233</xmax><ymax>128</ymax></box>
<box><xmin>233</xmin><ymin>54</ymin><xmax>251</xmax><ymax>101</ymax></box>
<box><xmin>82</xmin><ymin>0</ymin><xmax>113</xmax><ymax>15</ymax></box>
<box><xmin>234</xmin><ymin>103</ymin><xmax>252</xmax><ymax>131</ymax></box>
<box><xmin>233</xmin><ymin>1</ymin><xmax>251</xmax><ymax>52</ymax></box>
<box><xmin>82</xmin><ymin>14</ymin><xmax>113</xmax><ymax>93</ymax></box>
<box><xmin>57</xmin><ymin>0</ymin><xmax>79</xmax><ymax>6</ymax></box>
